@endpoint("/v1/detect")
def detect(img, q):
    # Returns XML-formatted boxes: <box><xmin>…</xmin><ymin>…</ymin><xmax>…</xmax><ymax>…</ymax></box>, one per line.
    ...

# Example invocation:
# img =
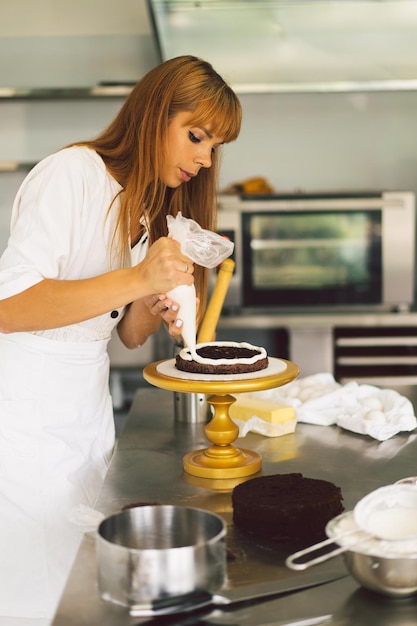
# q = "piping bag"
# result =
<box><xmin>166</xmin><ymin>212</ymin><xmax>234</xmax><ymax>352</ymax></box>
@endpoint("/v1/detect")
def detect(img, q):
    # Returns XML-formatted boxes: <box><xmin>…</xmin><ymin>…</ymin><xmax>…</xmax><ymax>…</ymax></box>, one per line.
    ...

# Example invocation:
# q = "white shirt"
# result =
<box><xmin>0</xmin><ymin>146</ymin><xmax>147</xmax><ymax>341</ymax></box>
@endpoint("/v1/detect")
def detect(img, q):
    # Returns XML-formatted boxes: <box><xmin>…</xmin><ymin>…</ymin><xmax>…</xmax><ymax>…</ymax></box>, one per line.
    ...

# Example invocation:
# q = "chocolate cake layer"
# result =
<box><xmin>175</xmin><ymin>343</ymin><xmax>269</xmax><ymax>374</ymax></box>
<box><xmin>232</xmin><ymin>473</ymin><xmax>344</xmax><ymax>547</ymax></box>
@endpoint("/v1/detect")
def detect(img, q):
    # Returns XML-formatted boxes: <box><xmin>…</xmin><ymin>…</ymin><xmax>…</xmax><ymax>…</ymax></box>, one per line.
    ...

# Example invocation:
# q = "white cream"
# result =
<box><xmin>365</xmin><ymin>508</ymin><xmax>417</xmax><ymax>541</ymax></box>
<box><xmin>166</xmin><ymin>284</ymin><xmax>197</xmax><ymax>351</ymax></box>
<box><xmin>178</xmin><ymin>341</ymin><xmax>267</xmax><ymax>366</ymax></box>
<box><xmin>328</xmin><ymin>512</ymin><xmax>417</xmax><ymax>557</ymax></box>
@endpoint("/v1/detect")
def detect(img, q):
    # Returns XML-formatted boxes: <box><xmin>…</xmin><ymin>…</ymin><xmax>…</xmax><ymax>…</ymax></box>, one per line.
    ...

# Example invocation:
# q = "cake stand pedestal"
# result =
<box><xmin>143</xmin><ymin>357</ymin><xmax>299</xmax><ymax>480</ymax></box>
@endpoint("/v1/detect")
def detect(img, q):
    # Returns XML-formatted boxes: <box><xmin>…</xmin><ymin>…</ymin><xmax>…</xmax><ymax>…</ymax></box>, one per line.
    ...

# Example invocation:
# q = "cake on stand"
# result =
<box><xmin>143</xmin><ymin>357</ymin><xmax>299</xmax><ymax>480</ymax></box>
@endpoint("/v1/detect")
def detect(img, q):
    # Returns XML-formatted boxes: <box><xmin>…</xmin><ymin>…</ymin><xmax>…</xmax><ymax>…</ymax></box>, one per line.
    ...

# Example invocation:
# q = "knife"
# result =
<box><xmin>129</xmin><ymin>567</ymin><xmax>348</xmax><ymax>617</ymax></box>
<box><xmin>260</xmin><ymin>615</ymin><xmax>333</xmax><ymax>626</ymax></box>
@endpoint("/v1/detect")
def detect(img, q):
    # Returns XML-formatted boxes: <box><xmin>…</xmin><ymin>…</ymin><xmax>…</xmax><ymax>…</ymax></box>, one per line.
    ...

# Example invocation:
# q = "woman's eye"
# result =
<box><xmin>189</xmin><ymin>131</ymin><xmax>200</xmax><ymax>144</ymax></box>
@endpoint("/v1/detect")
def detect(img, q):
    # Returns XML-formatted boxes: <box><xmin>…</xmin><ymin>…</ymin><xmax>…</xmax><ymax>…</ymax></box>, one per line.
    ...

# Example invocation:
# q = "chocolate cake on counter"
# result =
<box><xmin>232</xmin><ymin>473</ymin><xmax>344</xmax><ymax>547</ymax></box>
<box><xmin>175</xmin><ymin>341</ymin><xmax>269</xmax><ymax>375</ymax></box>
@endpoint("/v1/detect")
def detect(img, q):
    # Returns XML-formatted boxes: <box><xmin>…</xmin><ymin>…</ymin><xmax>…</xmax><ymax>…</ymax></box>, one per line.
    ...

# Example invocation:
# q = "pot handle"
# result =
<box><xmin>286</xmin><ymin>530</ymin><xmax>361</xmax><ymax>571</ymax></box>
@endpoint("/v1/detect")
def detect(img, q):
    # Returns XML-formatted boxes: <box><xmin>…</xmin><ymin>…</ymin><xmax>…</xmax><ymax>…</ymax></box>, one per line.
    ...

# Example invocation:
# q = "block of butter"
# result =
<box><xmin>230</xmin><ymin>396</ymin><xmax>295</xmax><ymax>423</ymax></box>
<box><xmin>230</xmin><ymin>396</ymin><xmax>296</xmax><ymax>437</ymax></box>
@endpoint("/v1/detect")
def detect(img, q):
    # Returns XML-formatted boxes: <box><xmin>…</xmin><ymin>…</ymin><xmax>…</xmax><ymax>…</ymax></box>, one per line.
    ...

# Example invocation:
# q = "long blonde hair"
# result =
<box><xmin>74</xmin><ymin>55</ymin><xmax>241</xmax><ymax>318</ymax></box>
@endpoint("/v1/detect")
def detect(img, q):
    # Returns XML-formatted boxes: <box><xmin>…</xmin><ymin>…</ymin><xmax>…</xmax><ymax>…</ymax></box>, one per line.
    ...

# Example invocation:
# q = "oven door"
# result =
<box><xmin>242</xmin><ymin>209</ymin><xmax>383</xmax><ymax>307</ymax></box>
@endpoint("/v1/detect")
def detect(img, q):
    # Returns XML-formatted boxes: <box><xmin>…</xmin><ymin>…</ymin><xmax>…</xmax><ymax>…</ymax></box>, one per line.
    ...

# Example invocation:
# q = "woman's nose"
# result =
<box><xmin>195</xmin><ymin>148</ymin><xmax>212</xmax><ymax>169</ymax></box>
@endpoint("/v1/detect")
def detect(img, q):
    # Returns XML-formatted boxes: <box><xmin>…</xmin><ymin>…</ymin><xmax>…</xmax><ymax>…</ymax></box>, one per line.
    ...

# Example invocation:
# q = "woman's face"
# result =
<box><xmin>161</xmin><ymin>111</ymin><xmax>224</xmax><ymax>188</ymax></box>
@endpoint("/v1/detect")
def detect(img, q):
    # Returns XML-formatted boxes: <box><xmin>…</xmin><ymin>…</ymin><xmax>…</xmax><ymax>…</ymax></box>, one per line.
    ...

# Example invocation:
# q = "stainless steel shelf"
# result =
<box><xmin>0</xmin><ymin>85</ymin><xmax>134</xmax><ymax>100</ymax></box>
<box><xmin>0</xmin><ymin>85</ymin><xmax>133</xmax><ymax>172</ymax></box>
<box><xmin>0</xmin><ymin>162</ymin><xmax>36</xmax><ymax>172</ymax></box>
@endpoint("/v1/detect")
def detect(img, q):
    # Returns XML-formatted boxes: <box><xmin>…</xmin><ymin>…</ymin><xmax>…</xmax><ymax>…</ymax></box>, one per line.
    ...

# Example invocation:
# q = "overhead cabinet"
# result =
<box><xmin>148</xmin><ymin>0</ymin><xmax>417</xmax><ymax>93</ymax></box>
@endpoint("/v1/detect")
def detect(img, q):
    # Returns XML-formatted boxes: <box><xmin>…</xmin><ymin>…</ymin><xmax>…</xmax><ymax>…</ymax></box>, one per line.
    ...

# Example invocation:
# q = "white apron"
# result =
<box><xmin>0</xmin><ymin>331</ymin><xmax>115</xmax><ymax>623</ymax></box>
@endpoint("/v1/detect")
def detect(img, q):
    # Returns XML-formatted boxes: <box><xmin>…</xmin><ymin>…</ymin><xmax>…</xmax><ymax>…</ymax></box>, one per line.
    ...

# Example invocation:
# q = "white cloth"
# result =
<box><xmin>0</xmin><ymin>148</ymin><xmax>148</xmax><ymax>622</ymax></box>
<box><xmin>241</xmin><ymin>373</ymin><xmax>417</xmax><ymax>441</ymax></box>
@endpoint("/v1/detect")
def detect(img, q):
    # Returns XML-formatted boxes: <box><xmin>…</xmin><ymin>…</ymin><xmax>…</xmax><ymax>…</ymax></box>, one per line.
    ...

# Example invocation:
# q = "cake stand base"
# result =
<box><xmin>183</xmin><ymin>447</ymin><xmax>261</xmax><ymax>479</ymax></box>
<box><xmin>183</xmin><ymin>391</ymin><xmax>261</xmax><ymax>478</ymax></box>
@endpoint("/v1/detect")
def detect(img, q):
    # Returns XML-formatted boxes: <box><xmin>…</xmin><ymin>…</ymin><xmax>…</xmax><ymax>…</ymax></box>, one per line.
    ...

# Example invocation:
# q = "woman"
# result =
<box><xmin>0</xmin><ymin>55</ymin><xmax>241</xmax><ymax>623</ymax></box>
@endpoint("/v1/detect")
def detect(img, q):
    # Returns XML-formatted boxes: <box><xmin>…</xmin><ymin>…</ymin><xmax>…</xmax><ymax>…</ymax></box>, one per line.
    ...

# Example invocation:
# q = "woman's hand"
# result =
<box><xmin>135</xmin><ymin>237</ymin><xmax>194</xmax><ymax>295</ymax></box>
<box><xmin>116</xmin><ymin>238</ymin><xmax>195</xmax><ymax>347</ymax></box>
<box><xmin>118</xmin><ymin>289</ymin><xmax>200</xmax><ymax>350</ymax></box>
<box><xmin>143</xmin><ymin>293</ymin><xmax>184</xmax><ymax>339</ymax></box>
<box><xmin>141</xmin><ymin>292</ymin><xmax>200</xmax><ymax>338</ymax></box>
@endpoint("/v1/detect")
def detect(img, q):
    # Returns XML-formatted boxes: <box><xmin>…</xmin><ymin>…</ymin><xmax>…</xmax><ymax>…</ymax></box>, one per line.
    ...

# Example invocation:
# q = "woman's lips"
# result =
<box><xmin>179</xmin><ymin>168</ymin><xmax>195</xmax><ymax>182</ymax></box>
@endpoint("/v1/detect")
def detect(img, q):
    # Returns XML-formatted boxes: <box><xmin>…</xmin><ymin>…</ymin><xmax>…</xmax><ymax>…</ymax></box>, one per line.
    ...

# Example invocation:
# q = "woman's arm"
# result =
<box><xmin>0</xmin><ymin>238</ymin><xmax>193</xmax><ymax>334</ymax></box>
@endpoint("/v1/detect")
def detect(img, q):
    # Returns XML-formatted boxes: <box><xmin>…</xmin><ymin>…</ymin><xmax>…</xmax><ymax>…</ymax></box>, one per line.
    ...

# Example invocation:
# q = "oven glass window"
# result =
<box><xmin>242</xmin><ymin>210</ymin><xmax>382</xmax><ymax>306</ymax></box>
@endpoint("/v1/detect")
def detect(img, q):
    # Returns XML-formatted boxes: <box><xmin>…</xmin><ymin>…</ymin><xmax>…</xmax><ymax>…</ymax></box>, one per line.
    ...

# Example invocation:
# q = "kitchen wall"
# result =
<box><xmin>223</xmin><ymin>90</ymin><xmax>417</xmax><ymax>195</ymax></box>
<box><xmin>1</xmin><ymin>0</ymin><xmax>417</xmax><ymax>367</ymax></box>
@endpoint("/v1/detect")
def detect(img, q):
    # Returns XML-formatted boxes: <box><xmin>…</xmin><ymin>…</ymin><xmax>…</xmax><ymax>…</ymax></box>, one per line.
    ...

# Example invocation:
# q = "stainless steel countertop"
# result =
<box><xmin>52</xmin><ymin>386</ymin><xmax>417</xmax><ymax>625</ymax></box>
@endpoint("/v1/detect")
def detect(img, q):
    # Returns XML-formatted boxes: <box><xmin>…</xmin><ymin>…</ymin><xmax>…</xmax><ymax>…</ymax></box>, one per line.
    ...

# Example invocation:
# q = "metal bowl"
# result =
<box><xmin>96</xmin><ymin>505</ymin><xmax>226</xmax><ymax>610</ymax></box>
<box><xmin>326</xmin><ymin>512</ymin><xmax>417</xmax><ymax>597</ymax></box>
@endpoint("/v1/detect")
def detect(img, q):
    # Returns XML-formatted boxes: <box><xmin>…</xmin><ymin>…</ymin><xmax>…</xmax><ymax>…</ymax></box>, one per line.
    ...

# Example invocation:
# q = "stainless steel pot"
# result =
<box><xmin>96</xmin><ymin>505</ymin><xmax>226</xmax><ymax>611</ymax></box>
<box><xmin>97</xmin><ymin>504</ymin><xmax>348</xmax><ymax>617</ymax></box>
<box><xmin>173</xmin><ymin>391</ymin><xmax>211</xmax><ymax>423</ymax></box>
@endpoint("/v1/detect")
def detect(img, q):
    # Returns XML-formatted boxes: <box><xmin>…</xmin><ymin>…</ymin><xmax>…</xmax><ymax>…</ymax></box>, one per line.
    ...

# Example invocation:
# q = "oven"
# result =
<box><xmin>216</xmin><ymin>191</ymin><xmax>416</xmax><ymax>313</ymax></box>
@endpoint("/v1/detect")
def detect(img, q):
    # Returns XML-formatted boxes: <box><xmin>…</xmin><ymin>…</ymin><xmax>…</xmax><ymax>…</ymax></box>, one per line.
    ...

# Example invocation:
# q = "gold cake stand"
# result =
<box><xmin>143</xmin><ymin>357</ymin><xmax>299</xmax><ymax>480</ymax></box>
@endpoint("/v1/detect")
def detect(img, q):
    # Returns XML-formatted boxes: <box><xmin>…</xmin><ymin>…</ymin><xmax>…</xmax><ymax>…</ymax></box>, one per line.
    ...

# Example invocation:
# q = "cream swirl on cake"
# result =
<box><xmin>175</xmin><ymin>341</ymin><xmax>268</xmax><ymax>375</ymax></box>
